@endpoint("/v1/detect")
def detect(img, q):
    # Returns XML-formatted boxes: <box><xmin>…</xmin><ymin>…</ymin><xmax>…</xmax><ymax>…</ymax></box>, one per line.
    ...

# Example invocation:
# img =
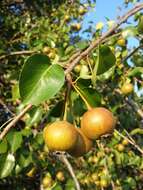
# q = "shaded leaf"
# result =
<box><xmin>6</xmin><ymin>131</ymin><xmax>23</xmax><ymax>153</ymax></box>
<box><xmin>77</xmin><ymin>79</ymin><xmax>101</xmax><ymax>107</ymax></box>
<box><xmin>97</xmin><ymin>45</ymin><xmax>116</xmax><ymax>75</ymax></box>
<box><xmin>0</xmin><ymin>139</ymin><xmax>8</xmax><ymax>154</ymax></box>
<box><xmin>26</xmin><ymin>106</ymin><xmax>43</xmax><ymax>127</ymax></box>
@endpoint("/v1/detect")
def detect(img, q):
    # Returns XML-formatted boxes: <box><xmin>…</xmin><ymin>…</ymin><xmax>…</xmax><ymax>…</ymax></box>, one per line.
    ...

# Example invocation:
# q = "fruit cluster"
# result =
<box><xmin>43</xmin><ymin>107</ymin><xmax>116</xmax><ymax>157</ymax></box>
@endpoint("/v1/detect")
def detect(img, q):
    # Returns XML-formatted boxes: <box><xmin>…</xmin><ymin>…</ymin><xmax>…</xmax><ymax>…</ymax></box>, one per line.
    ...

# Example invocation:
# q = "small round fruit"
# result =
<box><xmin>122</xmin><ymin>139</ymin><xmax>129</xmax><ymax>146</ymax></box>
<box><xmin>95</xmin><ymin>180</ymin><xmax>100</xmax><ymax>186</ymax></box>
<box><xmin>92</xmin><ymin>156</ymin><xmax>98</xmax><ymax>164</ymax></box>
<box><xmin>81</xmin><ymin>107</ymin><xmax>116</xmax><ymax>139</ymax></box>
<box><xmin>76</xmin><ymin>23</ymin><xmax>81</xmax><ymax>30</ymax></box>
<box><xmin>79</xmin><ymin>8</ymin><xmax>86</xmax><ymax>15</ymax></box>
<box><xmin>56</xmin><ymin>171</ymin><xmax>65</xmax><ymax>182</ymax></box>
<box><xmin>121</xmin><ymin>82</ymin><xmax>133</xmax><ymax>95</ymax></box>
<box><xmin>42</xmin><ymin>175</ymin><xmax>53</xmax><ymax>188</ymax></box>
<box><xmin>48</xmin><ymin>52</ymin><xmax>56</xmax><ymax>59</ymax></box>
<box><xmin>117</xmin><ymin>144</ymin><xmax>125</xmax><ymax>152</ymax></box>
<box><xmin>117</xmin><ymin>38</ymin><xmax>126</xmax><ymax>47</ymax></box>
<box><xmin>42</xmin><ymin>46</ymin><xmax>51</xmax><ymax>54</ymax></box>
<box><xmin>64</xmin><ymin>15</ymin><xmax>70</xmax><ymax>22</ymax></box>
<box><xmin>91</xmin><ymin>173</ymin><xmax>99</xmax><ymax>181</ymax></box>
<box><xmin>26</xmin><ymin>167</ymin><xmax>36</xmax><ymax>177</ymax></box>
<box><xmin>100</xmin><ymin>179</ymin><xmax>108</xmax><ymax>188</ymax></box>
<box><xmin>74</xmin><ymin>65</ymin><xmax>81</xmax><ymax>73</ymax></box>
<box><xmin>43</xmin><ymin>121</ymin><xmax>78</xmax><ymax>151</ymax></box>
<box><xmin>71</xmin><ymin>23</ymin><xmax>81</xmax><ymax>31</ymax></box>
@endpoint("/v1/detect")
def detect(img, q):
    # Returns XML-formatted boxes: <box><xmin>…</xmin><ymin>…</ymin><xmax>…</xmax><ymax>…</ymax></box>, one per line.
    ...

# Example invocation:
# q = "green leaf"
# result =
<box><xmin>97</xmin><ymin>66</ymin><xmax>115</xmax><ymax>81</ymax></box>
<box><xmin>97</xmin><ymin>45</ymin><xmax>116</xmax><ymax>75</ymax></box>
<box><xmin>52</xmin><ymin>184</ymin><xmax>63</xmax><ymax>190</ymax></box>
<box><xmin>65</xmin><ymin>46</ymin><xmax>75</xmax><ymax>55</ymax></box>
<box><xmin>0</xmin><ymin>153</ymin><xmax>15</xmax><ymax>178</ymax></box>
<box><xmin>26</xmin><ymin>106</ymin><xmax>43</xmax><ymax>127</ymax></box>
<box><xmin>77</xmin><ymin>79</ymin><xmax>101</xmax><ymax>107</ymax></box>
<box><xmin>127</xmin><ymin>67</ymin><xmax>143</xmax><ymax>77</ymax></box>
<box><xmin>65</xmin><ymin>179</ymin><xmax>76</xmax><ymax>190</ymax></box>
<box><xmin>19</xmin><ymin>54</ymin><xmax>65</xmax><ymax>105</ymax></box>
<box><xmin>50</xmin><ymin>100</ymin><xmax>64</xmax><ymax>117</ymax></box>
<box><xmin>75</xmin><ymin>40</ymin><xmax>88</xmax><ymax>50</ymax></box>
<box><xmin>137</xmin><ymin>15</ymin><xmax>143</xmax><ymax>34</ymax></box>
<box><xmin>0</xmin><ymin>139</ymin><xmax>8</xmax><ymax>154</ymax></box>
<box><xmin>6</xmin><ymin>131</ymin><xmax>23</xmax><ymax>153</ymax></box>
<box><xmin>19</xmin><ymin>153</ymin><xmax>33</xmax><ymax>168</ymax></box>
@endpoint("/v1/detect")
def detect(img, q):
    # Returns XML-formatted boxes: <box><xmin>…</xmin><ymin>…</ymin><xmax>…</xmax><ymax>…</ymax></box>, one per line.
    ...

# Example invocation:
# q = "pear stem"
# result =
<box><xmin>72</xmin><ymin>82</ymin><xmax>92</xmax><ymax>111</ymax></box>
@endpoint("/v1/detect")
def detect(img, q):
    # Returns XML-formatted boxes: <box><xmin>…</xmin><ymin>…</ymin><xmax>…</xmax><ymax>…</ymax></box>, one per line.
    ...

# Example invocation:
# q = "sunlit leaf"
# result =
<box><xmin>19</xmin><ymin>54</ymin><xmax>65</xmax><ymax>105</ymax></box>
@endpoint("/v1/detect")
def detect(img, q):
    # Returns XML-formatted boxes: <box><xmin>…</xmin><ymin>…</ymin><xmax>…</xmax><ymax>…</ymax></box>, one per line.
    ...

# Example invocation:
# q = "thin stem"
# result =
<box><xmin>59</xmin><ymin>154</ymin><xmax>81</xmax><ymax>190</ymax></box>
<box><xmin>86</xmin><ymin>55</ymin><xmax>93</xmax><ymax>75</ymax></box>
<box><xmin>0</xmin><ymin>50</ymin><xmax>36</xmax><ymax>60</ymax></box>
<box><xmin>72</xmin><ymin>83</ymin><xmax>92</xmax><ymax>110</ymax></box>
<box><xmin>0</xmin><ymin>118</ymin><xmax>14</xmax><ymax>131</ymax></box>
<box><xmin>0</xmin><ymin>104</ymin><xmax>32</xmax><ymax>140</ymax></box>
<box><xmin>91</xmin><ymin>45</ymin><xmax>100</xmax><ymax>87</ymax></box>
<box><xmin>63</xmin><ymin>75</ymin><xmax>72</xmax><ymax>120</ymax></box>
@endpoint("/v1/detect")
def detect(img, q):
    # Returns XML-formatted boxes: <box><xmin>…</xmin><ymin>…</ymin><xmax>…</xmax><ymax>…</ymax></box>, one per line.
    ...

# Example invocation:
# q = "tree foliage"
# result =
<box><xmin>0</xmin><ymin>0</ymin><xmax>143</xmax><ymax>190</ymax></box>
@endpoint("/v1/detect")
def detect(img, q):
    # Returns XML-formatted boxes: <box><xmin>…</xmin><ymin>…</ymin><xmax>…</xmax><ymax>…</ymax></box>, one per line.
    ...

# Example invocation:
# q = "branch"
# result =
<box><xmin>0</xmin><ymin>104</ymin><xmax>32</xmax><ymax>140</ymax></box>
<box><xmin>123</xmin><ymin>44</ymin><xmax>143</xmax><ymax>62</ymax></box>
<box><xmin>58</xmin><ymin>154</ymin><xmax>81</xmax><ymax>190</ymax></box>
<box><xmin>0</xmin><ymin>50</ymin><xmax>37</xmax><ymax>60</ymax></box>
<box><xmin>65</xmin><ymin>3</ymin><xmax>143</xmax><ymax>74</ymax></box>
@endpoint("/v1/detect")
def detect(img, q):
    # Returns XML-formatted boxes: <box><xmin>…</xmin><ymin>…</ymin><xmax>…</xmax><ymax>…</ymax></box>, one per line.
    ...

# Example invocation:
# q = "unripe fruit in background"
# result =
<box><xmin>100</xmin><ymin>179</ymin><xmax>109</xmax><ymax>188</ymax></box>
<box><xmin>42</xmin><ymin>46</ymin><xmax>51</xmax><ymax>54</ymax></box>
<box><xmin>56</xmin><ymin>171</ymin><xmax>65</xmax><ymax>182</ymax></box>
<box><xmin>74</xmin><ymin>64</ymin><xmax>81</xmax><ymax>73</ymax></box>
<box><xmin>42</xmin><ymin>175</ymin><xmax>53</xmax><ymax>188</ymax></box>
<box><xmin>64</xmin><ymin>15</ymin><xmax>70</xmax><ymax>22</ymax></box>
<box><xmin>71</xmin><ymin>23</ymin><xmax>81</xmax><ymax>31</ymax></box>
<box><xmin>26</xmin><ymin>167</ymin><xmax>36</xmax><ymax>178</ymax></box>
<box><xmin>117</xmin><ymin>38</ymin><xmax>126</xmax><ymax>47</ymax></box>
<box><xmin>81</xmin><ymin>107</ymin><xmax>116</xmax><ymax>139</ymax></box>
<box><xmin>79</xmin><ymin>8</ymin><xmax>86</xmax><ymax>15</ymax></box>
<box><xmin>48</xmin><ymin>52</ymin><xmax>56</xmax><ymax>59</ymax></box>
<box><xmin>121</xmin><ymin>82</ymin><xmax>133</xmax><ymax>95</ymax></box>
<box><xmin>43</xmin><ymin>121</ymin><xmax>78</xmax><ymax>151</ymax></box>
<box><xmin>117</xmin><ymin>144</ymin><xmax>125</xmax><ymax>152</ymax></box>
<box><xmin>122</xmin><ymin>139</ymin><xmax>129</xmax><ymax>146</ymax></box>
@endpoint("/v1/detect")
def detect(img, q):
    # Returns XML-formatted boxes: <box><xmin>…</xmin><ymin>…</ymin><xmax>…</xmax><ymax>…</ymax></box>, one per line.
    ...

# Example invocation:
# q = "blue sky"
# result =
<box><xmin>80</xmin><ymin>0</ymin><xmax>139</xmax><ymax>47</ymax></box>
